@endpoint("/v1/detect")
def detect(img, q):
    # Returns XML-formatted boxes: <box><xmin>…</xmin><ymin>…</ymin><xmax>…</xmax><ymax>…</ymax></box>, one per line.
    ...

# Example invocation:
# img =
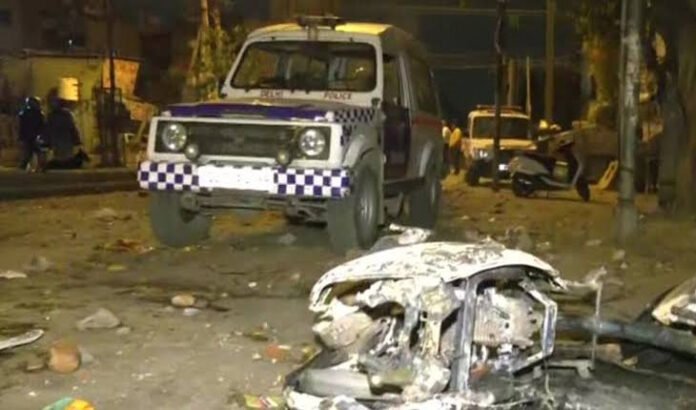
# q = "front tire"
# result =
<box><xmin>407</xmin><ymin>160</ymin><xmax>441</xmax><ymax>229</ymax></box>
<box><xmin>512</xmin><ymin>174</ymin><xmax>535</xmax><ymax>198</ymax></box>
<box><xmin>327</xmin><ymin>165</ymin><xmax>380</xmax><ymax>253</ymax></box>
<box><xmin>149</xmin><ymin>192</ymin><xmax>212</xmax><ymax>248</ymax></box>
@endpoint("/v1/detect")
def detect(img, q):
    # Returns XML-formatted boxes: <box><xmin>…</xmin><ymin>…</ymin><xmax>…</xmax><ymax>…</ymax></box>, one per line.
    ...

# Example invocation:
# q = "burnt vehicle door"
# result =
<box><xmin>382</xmin><ymin>53</ymin><xmax>411</xmax><ymax>180</ymax></box>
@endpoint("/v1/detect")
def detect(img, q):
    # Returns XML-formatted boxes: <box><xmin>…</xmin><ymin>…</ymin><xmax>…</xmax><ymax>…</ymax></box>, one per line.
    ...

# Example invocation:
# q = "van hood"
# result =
<box><xmin>166</xmin><ymin>98</ymin><xmax>360</xmax><ymax>122</ymax></box>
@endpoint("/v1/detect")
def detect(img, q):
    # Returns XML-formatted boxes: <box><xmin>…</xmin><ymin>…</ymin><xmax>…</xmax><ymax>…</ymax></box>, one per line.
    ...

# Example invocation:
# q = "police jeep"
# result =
<box><xmin>138</xmin><ymin>16</ymin><xmax>443</xmax><ymax>252</ymax></box>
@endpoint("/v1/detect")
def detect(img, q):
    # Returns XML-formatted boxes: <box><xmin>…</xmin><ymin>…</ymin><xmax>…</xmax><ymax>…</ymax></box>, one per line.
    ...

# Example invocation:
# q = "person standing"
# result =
<box><xmin>449</xmin><ymin>119</ymin><xmax>463</xmax><ymax>175</ymax></box>
<box><xmin>45</xmin><ymin>97</ymin><xmax>81</xmax><ymax>162</ymax></box>
<box><xmin>442</xmin><ymin>120</ymin><xmax>451</xmax><ymax>169</ymax></box>
<box><xmin>17</xmin><ymin>97</ymin><xmax>45</xmax><ymax>171</ymax></box>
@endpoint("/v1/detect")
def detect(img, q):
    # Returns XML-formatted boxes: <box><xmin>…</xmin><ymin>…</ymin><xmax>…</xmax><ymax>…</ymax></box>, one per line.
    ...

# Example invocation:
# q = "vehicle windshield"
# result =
<box><xmin>471</xmin><ymin>116</ymin><xmax>530</xmax><ymax>140</ymax></box>
<box><xmin>231</xmin><ymin>41</ymin><xmax>377</xmax><ymax>92</ymax></box>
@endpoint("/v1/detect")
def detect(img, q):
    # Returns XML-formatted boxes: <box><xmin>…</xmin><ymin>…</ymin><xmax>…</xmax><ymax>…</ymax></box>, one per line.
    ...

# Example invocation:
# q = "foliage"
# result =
<box><xmin>574</xmin><ymin>0</ymin><xmax>623</xmax><ymax>42</ymax></box>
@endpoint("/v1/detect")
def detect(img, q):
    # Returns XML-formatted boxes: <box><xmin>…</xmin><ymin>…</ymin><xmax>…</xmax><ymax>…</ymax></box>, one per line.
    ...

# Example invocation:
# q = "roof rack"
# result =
<box><xmin>296</xmin><ymin>15</ymin><xmax>346</xmax><ymax>30</ymax></box>
<box><xmin>475</xmin><ymin>104</ymin><xmax>524</xmax><ymax>112</ymax></box>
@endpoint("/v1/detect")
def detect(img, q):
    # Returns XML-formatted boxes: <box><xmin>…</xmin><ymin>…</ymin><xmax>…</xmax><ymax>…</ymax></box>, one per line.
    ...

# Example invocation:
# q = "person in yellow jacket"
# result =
<box><xmin>448</xmin><ymin>119</ymin><xmax>463</xmax><ymax>175</ymax></box>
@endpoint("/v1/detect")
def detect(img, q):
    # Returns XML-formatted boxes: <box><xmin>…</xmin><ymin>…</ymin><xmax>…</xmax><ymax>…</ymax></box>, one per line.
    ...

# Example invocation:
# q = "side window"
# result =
<box><xmin>383</xmin><ymin>54</ymin><xmax>402</xmax><ymax>105</ymax></box>
<box><xmin>234</xmin><ymin>47</ymin><xmax>279</xmax><ymax>86</ymax></box>
<box><xmin>409</xmin><ymin>57</ymin><xmax>438</xmax><ymax>115</ymax></box>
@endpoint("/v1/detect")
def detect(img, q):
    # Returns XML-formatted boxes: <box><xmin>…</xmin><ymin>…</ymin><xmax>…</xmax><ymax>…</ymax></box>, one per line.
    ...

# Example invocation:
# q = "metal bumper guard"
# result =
<box><xmin>138</xmin><ymin>161</ymin><xmax>351</xmax><ymax>199</ymax></box>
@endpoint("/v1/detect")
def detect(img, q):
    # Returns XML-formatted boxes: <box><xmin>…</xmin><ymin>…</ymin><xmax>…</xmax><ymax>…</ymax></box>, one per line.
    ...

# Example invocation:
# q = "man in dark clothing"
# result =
<box><xmin>18</xmin><ymin>97</ymin><xmax>45</xmax><ymax>171</ymax></box>
<box><xmin>45</xmin><ymin>98</ymin><xmax>81</xmax><ymax>162</ymax></box>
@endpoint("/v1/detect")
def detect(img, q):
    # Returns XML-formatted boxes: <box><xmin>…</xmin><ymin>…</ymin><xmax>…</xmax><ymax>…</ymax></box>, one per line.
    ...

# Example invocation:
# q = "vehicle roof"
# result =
<box><xmin>247</xmin><ymin>22</ymin><xmax>429</xmax><ymax>60</ymax></box>
<box><xmin>308</xmin><ymin>241</ymin><xmax>560</xmax><ymax>310</ymax></box>
<box><xmin>469</xmin><ymin>109</ymin><xmax>530</xmax><ymax>119</ymax></box>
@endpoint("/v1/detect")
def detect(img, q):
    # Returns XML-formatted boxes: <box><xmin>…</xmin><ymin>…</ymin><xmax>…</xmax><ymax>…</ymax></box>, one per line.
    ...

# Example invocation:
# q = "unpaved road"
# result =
<box><xmin>1</xmin><ymin>176</ymin><xmax>696</xmax><ymax>409</ymax></box>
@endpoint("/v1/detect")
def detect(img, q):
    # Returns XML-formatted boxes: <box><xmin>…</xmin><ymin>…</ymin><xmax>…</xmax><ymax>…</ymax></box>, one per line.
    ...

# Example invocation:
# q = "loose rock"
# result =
<box><xmin>585</xmin><ymin>239</ymin><xmax>603</xmax><ymax>247</ymax></box>
<box><xmin>536</xmin><ymin>242</ymin><xmax>553</xmax><ymax>252</ymax></box>
<box><xmin>24</xmin><ymin>353</ymin><xmax>45</xmax><ymax>372</ymax></box>
<box><xmin>171</xmin><ymin>294</ymin><xmax>196</xmax><ymax>308</ymax></box>
<box><xmin>0</xmin><ymin>270</ymin><xmax>28</xmax><ymax>280</ymax></box>
<box><xmin>92</xmin><ymin>207</ymin><xmax>119</xmax><ymax>221</ymax></box>
<box><xmin>182</xmin><ymin>308</ymin><xmax>201</xmax><ymax>317</ymax></box>
<box><xmin>78</xmin><ymin>347</ymin><xmax>95</xmax><ymax>365</ymax></box>
<box><xmin>24</xmin><ymin>256</ymin><xmax>53</xmax><ymax>273</ymax></box>
<box><xmin>612</xmin><ymin>249</ymin><xmax>627</xmax><ymax>262</ymax></box>
<box><xmin>277</xmin><ymin>233</ymin><xmax>297</xmax><ymax>246</ymax></box>
<box><xmin>76</xmin><ymin>308</ymin><xmax>121</xmax><ymax>331</ymax></box>
<box><xmin>48</xmin><ymin>340</ymin><xmax>81</xmax><ymax>374</ymax></box>
<box><xmin>116</xmin><ymin>326</ymin><xmax>132</xmax><ymax>336</ymax></box>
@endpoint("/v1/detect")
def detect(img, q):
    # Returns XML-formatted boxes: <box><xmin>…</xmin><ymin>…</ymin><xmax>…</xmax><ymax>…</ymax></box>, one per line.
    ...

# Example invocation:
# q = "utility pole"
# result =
<box><xmin>616</xmin><ymin>0</ymin><xmax>643</xmax><ymax>243</ymax></box>
<box><xmin>492</xmin><ymin>0</ymin><xmax>506</xmax><ymax>192</ymax></box>
<box><xmin>544</xmin><ymin>0</ymin><xmax>555</xmax><ymax>122</ymax></box>
<box><xmin>102</xmin><ymin>0</ymin><xmax>120</xmax><ymax>167</ymax></box>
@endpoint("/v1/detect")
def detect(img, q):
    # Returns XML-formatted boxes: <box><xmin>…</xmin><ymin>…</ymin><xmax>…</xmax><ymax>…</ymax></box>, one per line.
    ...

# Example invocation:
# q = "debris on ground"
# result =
<box><xmin>0</xmin><ymin>329</ymin><xmax>44</xmax><ymax>352</ymax></box>
<box><xmin>48</xmin><ymin>339</ymin><xmax>81</xmax><ymax>374</ymax></box>
<box><xmin>23</xmin><ymin>352</ymin><xmax>46</xmax><ymax>372</ymax></box>
<box><xmin>536</xmin><ymin>241</ymin><xmax>553</xmax><ymax>252</ymax></box>
<box><xmin>585</xmin><ymin>239</ymin><xmax>603</xmax><ymax>247</ymax></box>
<box><xmin>0</xmin><ymin>270</ymin><xmax>28</xmax><ymax>280</ymax></box>
<box><xmin>239</xmin><ymin>323</ymin><xmax>274</xmax><ymax>342</ymax></box>
<box><xmin>42</xmin><ymin>397</ymin><xmax>95</xmax><ymax>410</ymax></box>
<box><xmin>182</xmin><ymin>307</ymin><xmax>201</xmax><ymax>317</ymax></box>
<box><xmin>277</xmin><ymin>233</ymin><xmax>297</xmax><ymax>246</ymax></box>
<box><xmin>507</xmin><ymin>226</ymin><xmax>534</xmax><ymax>252</ymax></box>
<box><xmin>612</xmin><ymin>249</ymin><xmax>627</xmax><ymax>262</ymax></box>
<box><xmin>171</xmin><ymin>294</ymin><xmax>196</xmax><ymax>308</ymax></box>
<box><xmin>263</xmin><ymin>344</ymin><xmax>292</xmax><ymax>363</ymax></box>
<box><xmin>92</xmin><ymin>207</ymin><xmax>119</xmax><ymax>222</ymax></box>
<box><xmin>116</xmin><ymin>326</ymin><xmax>132</xmax><ymax>336</ymax></box>
<box><xmin>248</xmin><ymin>282</ymin><xmax>258</xmax><ymax>289</ymax></box>
<box><xmin>24</xmin><ymin>256</ymin><xmax>53</xmax><ymax>273</ymax></box>
<box><xmin>106</xmin><ymin>264</ymin><xmax>127</xmax><ymax>272</ymax></box>
<box><xmin>76</xmin><ymin>308</ymin><xmax>121</xmax><ymax>331</ymax></box>
<box><xmin>78</xmin><ymin>347</ymin><xmax>95</xmax><ymax>365</ymax></box>
<box><xmin>99</xmin><ymin>239</ymin><xmax>153</xmax><ymax>254</ymax></box>
<box><xmin>229</xmin><ymin>392</ymin><xmax>284</xmax><ymax>409</ymax></box>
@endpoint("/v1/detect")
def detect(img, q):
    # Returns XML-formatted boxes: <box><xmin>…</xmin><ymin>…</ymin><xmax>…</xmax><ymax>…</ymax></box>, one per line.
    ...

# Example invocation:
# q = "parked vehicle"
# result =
<box><xmin>508</xmin><ymin>134</ymin><xmax>591</xmax><ymax>201</ymax></box>
<box><xmin>463</xmin><ymin>105</ymin><xmax>535</xmax><ymax>186</ymax></box>
<box><xmin>138</xmin><ymin>16</ymin><xmax>443</xmax><ymax>251</ymax></box>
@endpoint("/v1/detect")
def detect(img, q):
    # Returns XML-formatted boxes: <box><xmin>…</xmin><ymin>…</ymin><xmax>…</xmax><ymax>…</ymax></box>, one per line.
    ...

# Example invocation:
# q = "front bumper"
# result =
<box><xmin>138</xmin><ymin>161</ymin><xmax>351</xmax><ymax>199</ymax></box>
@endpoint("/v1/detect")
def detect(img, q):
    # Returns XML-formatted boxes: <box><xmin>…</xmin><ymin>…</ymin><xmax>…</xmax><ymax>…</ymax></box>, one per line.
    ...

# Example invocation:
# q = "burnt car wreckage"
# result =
<box><xmin>284</xmin><ymin>227</ymin><xmax>696</xmax><ymax>409</ymax></box>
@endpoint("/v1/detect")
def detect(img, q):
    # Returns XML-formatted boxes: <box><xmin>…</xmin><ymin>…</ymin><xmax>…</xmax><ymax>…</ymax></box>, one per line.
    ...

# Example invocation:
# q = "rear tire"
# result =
<box><xmin>512</xmin><ymin>174</ymin><xmax>535</xmax><ymax>198</ymax></box>
<box><xmin>326</xmin><ymin>165</ymin><xmax>380</xmax><ymax>253</ymax></box>
<box><xmin>407</xmin><ymin>160</ymin><xmax>441</xmax><ymax>229</ymax></box>
<box><xmin>149</xmin><ymin>192</ymin><xmax>211</xmax><ymax>248</ymax></box>
<box><xmin>576</xmin><ymin>179</ymin><xmax>591</xmax><ymax>202</ymax></box>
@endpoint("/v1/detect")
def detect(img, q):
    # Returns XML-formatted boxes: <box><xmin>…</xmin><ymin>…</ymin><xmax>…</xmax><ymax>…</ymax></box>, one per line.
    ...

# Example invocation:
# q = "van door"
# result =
<box><xmin>382</xmin><ymin>54</ymin><xmax>411</xmax><ymax>180</ymax></box>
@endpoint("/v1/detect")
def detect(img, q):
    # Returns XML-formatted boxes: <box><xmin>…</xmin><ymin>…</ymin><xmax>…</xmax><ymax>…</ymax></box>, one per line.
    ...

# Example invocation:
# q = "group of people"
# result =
<box><xmin>442</xmin><ymin>120</ymin><xmax>466</xmax><ymax>175</ymax></box>
<box><xmin>18</xmin><ymin>97</ymin><xmax>82</xmax><ymax>172</ymax></box>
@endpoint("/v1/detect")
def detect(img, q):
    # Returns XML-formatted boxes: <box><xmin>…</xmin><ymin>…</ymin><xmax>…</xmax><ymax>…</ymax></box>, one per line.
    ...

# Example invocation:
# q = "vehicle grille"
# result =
<box><xmin>156</xmin><ymin>122</ymin><xmax>316</xmax><ymax>158</ymax></box>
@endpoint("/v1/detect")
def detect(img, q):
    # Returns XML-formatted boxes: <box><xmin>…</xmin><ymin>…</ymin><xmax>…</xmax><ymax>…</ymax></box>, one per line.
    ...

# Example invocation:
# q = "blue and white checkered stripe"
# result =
<box><xmin>138</xmin><ymin>161</ymin><xmax>201</xmax><ymax>192</ymax></box>
<box><xmin>274</xmin><ymin>168</ymin><xmax>350</xmax><ymax>198</ymax></box>
<box><xmin>138</xmin><ymin>161</ymin><xmax>351</xmax><ymax>199</ymax></box>
<box><xmin>334</xmin><ymin>108</ymin><xmax>377</xmax><ymax>146</ymax></box>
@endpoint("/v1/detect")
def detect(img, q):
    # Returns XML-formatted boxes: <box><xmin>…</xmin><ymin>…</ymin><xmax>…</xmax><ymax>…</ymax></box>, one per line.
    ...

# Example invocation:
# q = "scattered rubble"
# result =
<box><xmin>239</xmin><ymin>323</ymin><xmax>273</xmax><ymax>342</ymax></box>
<box><xmin>0</xmin><ymin>329</ymin><xmax>44</xmax><ymax>352</ymax></box>
<box><xmin>612</xmin><ymin>249</ymin><xmax>627</xmax><ymax>262</ymax></box>
<box><xmin>76</xmin><ymin>308</ymin><xmax>121</xmax><ymax>331</ymax></box>
<box><xmin>100</xmin><ymin>239</ymin><xmax>153</xmax><ymax>254</ymax></box>
<box><xmin>92</xmin><ymin>207</ymin><xmax>119</xmax><ymax>221</ymax></box>
<box><xmin>263</xmin><ymin>344</ymin><xmax>292</xmax><ymax>363</ymax></box>
<box><xmin>23</xmin><ymin>353</ymin><xmax>45</xmax><ymax>372</ymax></box>
<box><xmin>171</xmin><ymin>294</ymin><xmax>196</xmax><ymax>308</ymax></box>
<box><xmin>0</xmin><ymin>270</ymin><xmax>28</xmax><ymax>280</ymax></box>
<box><xmin>48</xmin><ymin>340</ymin><xmax>81</xmax><ymax>374</ymax></box>
<box><xmin>230</xmin><ymin>392</ymin><xmax>284</xmax><ymax>409</ymax></box>
<box><xmin>536</xmin><ymin>241</ymin><xmax>553</xmax><ymax>252</ymax></box>
<box><xmin>585</xmin><ymin>239</ymin><xmax>603</xmax><ymax>247</ymax></box>
<box><xmin>78</xmin><ymin>347</ymin><xmax>95</xmax><ymax>365</ymax></box>
<box><xmin>277</xmin><ymin>233</ymin><xmax>298</xmax><ymax>246</ymax></box>
<box><xmin>24</xmin><ymin>256</ymin><xmax>53</xmax><ymax>273</ymax></box>
<box><xmin>116</xmin><ymin>326</ymin><xmax>132</xmax><ymax>336</ymax></box>
<box><xmin>182</xmin><ymin>308</ymin><xmax>201</xmax><ymax>317</ymax></box>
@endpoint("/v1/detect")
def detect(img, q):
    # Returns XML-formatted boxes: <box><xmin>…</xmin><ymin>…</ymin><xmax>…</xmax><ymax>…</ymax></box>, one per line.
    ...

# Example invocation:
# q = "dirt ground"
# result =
<box><xmin>1</xmin><ymin>175</ymin><xmax>696</xmax><ymax>409</ymax></box>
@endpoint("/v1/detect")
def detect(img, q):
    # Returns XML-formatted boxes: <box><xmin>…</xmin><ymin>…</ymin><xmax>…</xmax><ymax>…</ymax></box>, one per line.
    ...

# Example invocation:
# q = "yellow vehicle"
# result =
<box><xmin>463</xmin><ymin>105</ymin><xmax>535</xmax><ymax>186</ymax></box>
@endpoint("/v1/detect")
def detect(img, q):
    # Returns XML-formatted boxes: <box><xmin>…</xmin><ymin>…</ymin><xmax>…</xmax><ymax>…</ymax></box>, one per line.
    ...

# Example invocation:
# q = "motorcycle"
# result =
<box><xmin>508</xmin><ymin>135</ymin><xmax>591</xmax><ymax>201</ymax></box>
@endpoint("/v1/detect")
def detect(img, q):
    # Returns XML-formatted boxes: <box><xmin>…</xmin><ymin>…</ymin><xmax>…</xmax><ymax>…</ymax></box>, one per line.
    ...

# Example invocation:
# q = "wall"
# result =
<box><xmin>0</xmin><ymin>0</ymin><xmax>23</xmax><ymax>51</ymax></box>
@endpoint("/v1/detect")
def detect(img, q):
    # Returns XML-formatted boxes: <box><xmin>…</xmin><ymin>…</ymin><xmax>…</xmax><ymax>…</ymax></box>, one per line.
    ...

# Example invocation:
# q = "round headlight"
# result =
<box><xmin>298</xmin><ymin>128</ymin><xmax>327</xmax><ymax>158</ymax></box>
<box><xmin>161</xmin><ymin>123</ymin><xmax>187</xmax><ymax>152</ymax></box>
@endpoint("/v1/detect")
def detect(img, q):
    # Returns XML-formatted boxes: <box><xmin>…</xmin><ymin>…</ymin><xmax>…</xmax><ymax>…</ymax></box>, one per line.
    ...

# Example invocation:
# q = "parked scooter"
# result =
<box><xmin>508</xmin><ymin>135</ymin><xmax>591</xmax><ymax>201</ymax></box>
